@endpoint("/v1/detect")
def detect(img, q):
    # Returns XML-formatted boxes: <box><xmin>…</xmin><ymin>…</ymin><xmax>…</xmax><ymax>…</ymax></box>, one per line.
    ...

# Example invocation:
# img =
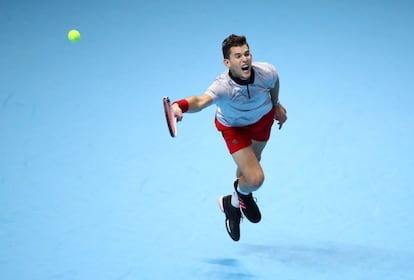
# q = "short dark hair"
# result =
<box><xmin>222</xmin><ymin>34</ymin><xmax>249</xmax><ymax>59</ymax></box>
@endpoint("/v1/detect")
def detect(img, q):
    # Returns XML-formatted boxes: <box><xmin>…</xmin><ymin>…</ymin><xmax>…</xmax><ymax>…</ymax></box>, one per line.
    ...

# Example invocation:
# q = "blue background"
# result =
<box><xmin>1</xmin><ymin>0</ymin><xmax>414</xmax><ymax>279</ymax></box>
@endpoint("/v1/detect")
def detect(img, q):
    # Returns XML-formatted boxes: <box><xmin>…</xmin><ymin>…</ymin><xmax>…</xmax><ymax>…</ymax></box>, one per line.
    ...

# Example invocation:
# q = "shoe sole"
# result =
<box><xmin>218</xmin><ymin>196</ymin><xmax>225</xmax><ymax>212</ymax></box>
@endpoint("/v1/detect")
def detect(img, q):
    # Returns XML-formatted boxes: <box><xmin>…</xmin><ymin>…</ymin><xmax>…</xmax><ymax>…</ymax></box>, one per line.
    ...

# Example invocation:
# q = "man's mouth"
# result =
<box><xmin>241</xmin><ymin>65</ymin><xmax>249</xmax><ymax>71</ymax></box>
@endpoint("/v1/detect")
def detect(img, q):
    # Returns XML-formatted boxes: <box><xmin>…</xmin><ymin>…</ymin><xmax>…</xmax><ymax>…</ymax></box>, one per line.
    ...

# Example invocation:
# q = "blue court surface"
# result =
<box><xmin>1</xmin><ymin>0</ymin><xmax>414</xmax><ymax>279</ymax></box>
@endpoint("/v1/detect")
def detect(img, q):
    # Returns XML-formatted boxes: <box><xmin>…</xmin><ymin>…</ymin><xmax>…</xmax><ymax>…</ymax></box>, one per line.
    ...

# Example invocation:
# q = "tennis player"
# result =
<box><xmin>172</xmin><ymin>34</ymin><xmax>287</xmax><ymax>241</ymax></box>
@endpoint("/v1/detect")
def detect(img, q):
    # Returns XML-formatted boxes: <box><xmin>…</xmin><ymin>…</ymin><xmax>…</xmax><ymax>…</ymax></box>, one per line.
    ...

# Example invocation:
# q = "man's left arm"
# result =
<box><xmin>270</xmin><ymin>78</ymin><xmax>287</xmax><ymax>129</ymax></box>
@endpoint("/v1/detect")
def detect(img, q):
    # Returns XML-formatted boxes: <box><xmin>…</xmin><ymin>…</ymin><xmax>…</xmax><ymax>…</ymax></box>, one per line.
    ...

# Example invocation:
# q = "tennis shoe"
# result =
<box><xmin>234</xmin><ymin>180</ymin><xmax>261</xmax><ymax>223</ymax></box>
<box><xmin>218</xmin><ymin>195</ymin><xmax>241</xmax><ymax>241</ymax></box>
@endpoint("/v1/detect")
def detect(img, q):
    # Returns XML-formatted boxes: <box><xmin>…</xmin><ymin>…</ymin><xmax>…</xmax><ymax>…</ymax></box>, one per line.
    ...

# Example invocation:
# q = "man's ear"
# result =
<box><xmin>223</xmin><ymin>58</ymin><xmax>231</xmax><ymax>68</ymax></box>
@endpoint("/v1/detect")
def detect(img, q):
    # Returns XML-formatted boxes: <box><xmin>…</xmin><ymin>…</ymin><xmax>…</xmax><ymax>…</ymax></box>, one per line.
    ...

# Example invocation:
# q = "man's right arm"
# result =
<box><xmin>172</xmin><ymin>93</ymin><xmax>213</xmax><ymax>121</ymax></box>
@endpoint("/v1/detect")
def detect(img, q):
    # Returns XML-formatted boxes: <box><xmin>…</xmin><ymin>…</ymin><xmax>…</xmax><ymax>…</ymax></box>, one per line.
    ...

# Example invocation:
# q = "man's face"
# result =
<box><xmin>224</xmin><ymin>44</ymin><xmax>252</xmax><ymax>80</ymax></box>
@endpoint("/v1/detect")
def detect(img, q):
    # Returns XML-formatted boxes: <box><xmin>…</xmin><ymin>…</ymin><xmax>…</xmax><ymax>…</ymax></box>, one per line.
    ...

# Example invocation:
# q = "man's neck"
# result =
<box><xmin>228</xmin><ymin>68</ymin><xmax>255</xmax><ymax>86</ymax></box>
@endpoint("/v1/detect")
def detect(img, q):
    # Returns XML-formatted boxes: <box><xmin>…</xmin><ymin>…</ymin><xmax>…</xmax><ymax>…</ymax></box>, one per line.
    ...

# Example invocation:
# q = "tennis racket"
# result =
<box><xmin>163</xmin><ymin>96</ymin><xmax>177</xmax><ymax>137</ymax></box>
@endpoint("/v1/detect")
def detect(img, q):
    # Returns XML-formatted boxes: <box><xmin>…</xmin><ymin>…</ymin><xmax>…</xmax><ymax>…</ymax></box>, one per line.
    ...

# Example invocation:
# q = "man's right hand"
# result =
<box><xmin>172</xmin><ymin>103</ymin><xmax>184</xmax><ymax>121</ymax></box>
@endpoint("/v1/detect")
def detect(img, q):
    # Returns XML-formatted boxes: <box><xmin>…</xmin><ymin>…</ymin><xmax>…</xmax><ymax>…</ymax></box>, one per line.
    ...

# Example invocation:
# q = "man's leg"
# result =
<box><xmin>230</xmin><ymin>140</ymin><xmax>267</xmax><ymax>223</ymax></box>
<box><xmin>234</xmin><ymin>140</ymin><xmax>268</xmax><ymax>193</ymax></box>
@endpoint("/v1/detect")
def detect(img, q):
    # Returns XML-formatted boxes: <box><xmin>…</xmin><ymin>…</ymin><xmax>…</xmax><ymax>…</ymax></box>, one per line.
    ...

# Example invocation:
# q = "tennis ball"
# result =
<box><xmin>68</xmin><ymin>29</ymin><xmax>80</xmax><ymax>42</ymax></box>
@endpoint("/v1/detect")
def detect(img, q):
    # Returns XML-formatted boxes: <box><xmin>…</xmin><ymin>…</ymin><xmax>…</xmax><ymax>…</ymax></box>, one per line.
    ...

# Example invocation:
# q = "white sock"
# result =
<box><xmin>237</xmin><ymin>186</ymin><xmax>250</xmax><ymax>195</ymax></box>
<box><xmin>231</xmin><ymin>192</ymin><xmax>240</xmax><ymax>208</ymax></box>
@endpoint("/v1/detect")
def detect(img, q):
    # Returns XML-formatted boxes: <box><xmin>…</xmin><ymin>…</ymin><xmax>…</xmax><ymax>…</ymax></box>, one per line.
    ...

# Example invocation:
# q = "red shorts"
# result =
<box><xmin>215</xmin><ymin>106</ymin><xmax>276</xmax><ymax>154</ymax></box>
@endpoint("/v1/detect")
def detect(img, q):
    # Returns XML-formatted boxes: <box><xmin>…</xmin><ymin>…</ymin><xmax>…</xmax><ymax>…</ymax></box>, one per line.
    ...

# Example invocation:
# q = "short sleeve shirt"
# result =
<box><xmin>206</xmin><ymin>62</ymin><xmax>278</xmax><ymax>127</ymax></box>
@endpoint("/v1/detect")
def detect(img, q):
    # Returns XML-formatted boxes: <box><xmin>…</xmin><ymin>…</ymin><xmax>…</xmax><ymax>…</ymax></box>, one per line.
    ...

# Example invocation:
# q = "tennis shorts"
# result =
<box><xmin>215</xmin><ymin>106</ymin><xmax>276</xmax><ymax>154</ymax></box>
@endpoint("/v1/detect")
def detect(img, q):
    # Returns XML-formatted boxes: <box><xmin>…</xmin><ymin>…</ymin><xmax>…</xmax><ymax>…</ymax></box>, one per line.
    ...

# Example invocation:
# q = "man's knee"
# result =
<box><xmin>250</xmin><ymin>175</ymin><xmax>264</xmax><ymax>189</ymax></box>
<box><xmin>243</xmin><ymin>171</ymin><xmax>264</xmax><ymax>191</ymax></box>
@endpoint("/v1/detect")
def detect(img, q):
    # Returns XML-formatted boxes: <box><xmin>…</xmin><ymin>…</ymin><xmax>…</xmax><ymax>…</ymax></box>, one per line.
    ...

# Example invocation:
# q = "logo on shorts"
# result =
<box><xmin>232</xmin><ymin>139</ymin><xmax>238</xmax><ymax>145</ymax></box>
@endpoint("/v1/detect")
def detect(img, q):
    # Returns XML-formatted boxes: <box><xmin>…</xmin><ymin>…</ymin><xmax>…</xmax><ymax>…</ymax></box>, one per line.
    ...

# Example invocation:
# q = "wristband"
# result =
<box><xmin>173</xmin><ymin>99</ymin><xmax>189</xmax><ymax>113</ymax></box>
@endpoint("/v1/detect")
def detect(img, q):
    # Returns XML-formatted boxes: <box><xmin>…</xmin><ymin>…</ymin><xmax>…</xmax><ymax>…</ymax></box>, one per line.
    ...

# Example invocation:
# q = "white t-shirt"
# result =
<box><xmin>206</xmin><ymin>62</ymin><xmax>278</xmax><ymax>127</ymax></box>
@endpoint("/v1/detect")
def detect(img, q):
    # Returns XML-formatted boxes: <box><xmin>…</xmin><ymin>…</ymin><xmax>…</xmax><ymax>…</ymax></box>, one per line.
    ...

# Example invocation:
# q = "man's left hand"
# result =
<box><xmin>274</xmin><ymin>103</ymin><xmax>287</xmax><ymax>129</ymax></box>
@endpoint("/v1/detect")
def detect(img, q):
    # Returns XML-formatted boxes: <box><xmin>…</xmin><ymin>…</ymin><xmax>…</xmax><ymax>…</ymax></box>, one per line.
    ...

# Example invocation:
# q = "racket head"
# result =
<box><xmin>163</xmin><ymin>96</ymin><xmax>177</xmax><ymax>137</ymax></box>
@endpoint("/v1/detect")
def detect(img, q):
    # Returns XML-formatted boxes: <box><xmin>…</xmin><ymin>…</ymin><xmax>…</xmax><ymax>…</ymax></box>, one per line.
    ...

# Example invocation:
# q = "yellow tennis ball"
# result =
<box><xmin>68</xmin><ymin>29</ymin><xmax>80</xmax><ymax>42</ymax></box>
